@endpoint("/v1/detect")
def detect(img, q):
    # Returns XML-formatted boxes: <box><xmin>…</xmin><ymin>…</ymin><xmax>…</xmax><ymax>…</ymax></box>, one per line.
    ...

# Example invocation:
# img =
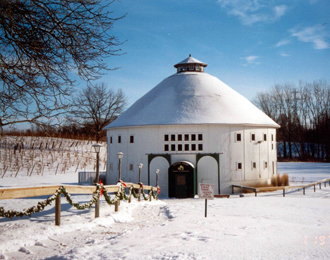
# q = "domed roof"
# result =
<box><xmin>105</xmin><ymin>57</ymin><xmax>279</xmax><ymax>129</ymax></box>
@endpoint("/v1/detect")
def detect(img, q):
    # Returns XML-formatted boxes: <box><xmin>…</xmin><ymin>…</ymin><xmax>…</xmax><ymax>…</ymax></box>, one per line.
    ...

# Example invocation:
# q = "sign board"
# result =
<box><xmin>199</xmin><ymin>183</ymin><xmax>214</xmax><ymax>200</ymax></box>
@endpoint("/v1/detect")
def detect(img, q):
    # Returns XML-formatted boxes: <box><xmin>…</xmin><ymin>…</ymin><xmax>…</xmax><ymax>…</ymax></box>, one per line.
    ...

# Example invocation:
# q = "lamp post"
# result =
<box><xmin>138</xmin><ymin>163</ymin><xmax>143</xmax><ymax>202</ymax></box>
<box><xmin>156</xmin><ymin>169</ymin><xmax>160</xmax><ymax>187</ymax></box>
<box><xmin>117</xmin><ymin>152</ymin><xmax>124</xmax><ymax>182</ymax></box>
<box><xmin>92</xmin><ymin>143</ymin><xmax>102</xmax><ymax>218</ymax></box>
<box><xmin>138</xmin><ymin>163</ymin><xmax>143</xmax><ymax>183</ymax></box>
<box><xmin>92</xmin><ymin>143</ymin><xmax>102</xmax><ymax>184</ymax></box>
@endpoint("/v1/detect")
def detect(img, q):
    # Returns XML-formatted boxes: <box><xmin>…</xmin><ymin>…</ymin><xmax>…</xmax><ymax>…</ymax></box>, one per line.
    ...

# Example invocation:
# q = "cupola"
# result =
<box><xmin>174</xmin><ymin>54</ymin><xmax>207</xmax><ymax>73</ymax></box>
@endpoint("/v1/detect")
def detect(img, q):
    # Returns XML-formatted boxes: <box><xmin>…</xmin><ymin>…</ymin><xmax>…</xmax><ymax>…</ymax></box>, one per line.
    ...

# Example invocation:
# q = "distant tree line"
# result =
<box><xmin>254</xmin><ymin>80</ymin><xmax>330</xmax><ymax>162</ymax></box>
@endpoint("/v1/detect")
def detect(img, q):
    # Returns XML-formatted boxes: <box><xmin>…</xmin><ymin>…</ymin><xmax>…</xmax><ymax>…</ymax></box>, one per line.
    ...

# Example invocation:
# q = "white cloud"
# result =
<box><xmin>290</xmin><ymin>25</ymin><xmax>329</xmax><ymax>50</ymax></box>
<box><xmin>275</xmin><ymin>39</ymin><xmax>291</xmax><ymax>47</ymax></box>
<box><xmin>280</xmin><ymin>51</ymin><xmax>289</xmax><ymax>57</ymax></box>
<box><xmin>241</xmin><ymin>55</ymin><xmax>260</xmax><ymax>66</ymax></box>
<box><xmin>217</xmin><ymin>0</ymin><xmax>288</xmax><ymax>25</ymax></box>
<box><xmin>274</xmin><ymin>5</ymin><xmax>287</xmax><ymax>18</ymax></box>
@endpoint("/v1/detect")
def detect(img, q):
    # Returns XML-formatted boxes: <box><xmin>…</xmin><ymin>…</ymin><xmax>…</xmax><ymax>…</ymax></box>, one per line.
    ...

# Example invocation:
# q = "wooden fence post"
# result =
<box><xmin>232</xmin><ymin>186</ymin><xmax>234</xmax><ymax>194</ymax></box>
<box><xmin>314</xmin><ymin>185</ymin><xmax>316</xmax><ymax>192</ymax></box>
<box><xmin>319</xmin><ymin>183</ymin><xmax>321</xmax><ymax>189</ymax></box>
<box><xmin>115</xmin><ymin>200</ymin><xmax>119</xmax><ymax>212</ymax></box>
<box><xmin>55</xmin><ymin>194</ymin><xmax>61</xmax><ymax>226</ymax></box>
<box><xmin>283</xmin><ymin>188</ymin><xmax>285</xmax><ymax>197</ymax></box>
<box><xmin>324</xmin><ymin>182</ymin><xmax>326</xmax><ymax>188</ymax></box>
<box><xmin>303</xmin><ymin>187</ymin><xmax>305</xmax><ymax>195</ymax></box>
<box><xmin>95</xmin><ymin>198</ymin><xmax>100</xmax><ymax>218</ymax></box>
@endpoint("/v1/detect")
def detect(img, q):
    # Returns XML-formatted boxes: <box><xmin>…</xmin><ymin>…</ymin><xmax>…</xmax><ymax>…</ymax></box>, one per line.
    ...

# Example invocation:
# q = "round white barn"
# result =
<box><xmin>105</xmin><ymin>55</ymin><xmax>279</xmax><ymax>197</ymax></box>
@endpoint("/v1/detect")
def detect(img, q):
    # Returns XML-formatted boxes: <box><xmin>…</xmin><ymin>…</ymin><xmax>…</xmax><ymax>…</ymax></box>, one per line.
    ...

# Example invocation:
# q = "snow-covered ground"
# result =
<box><xmin>1</xmin><ymin>139</ymin><xmax>330</xmax><ymax>260</ymax></box>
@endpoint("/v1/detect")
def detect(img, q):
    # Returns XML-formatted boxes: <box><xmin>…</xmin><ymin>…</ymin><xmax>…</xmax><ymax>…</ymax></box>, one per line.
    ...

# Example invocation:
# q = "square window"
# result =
<box><xmin>184</xmin><ymin>134</ymin><xmax>189</xmax><ymax>141</ymax></box>
<box><xmin>183</xmin><ymin>65</ymin><xmax>187</xmax><ymax>71</ymax></box>
<box><xmin>191</xmin><ymin>134</ymin><xmax>196</xmax><ymax>141</ymax></box>
<box><xmin>191</xmin><ymin>144</ymin><xmax>196</xmax><ymax>151</ymax></box>
<box><xmin>118</xmin><ymin>136</ymin><xmax>121</xmax><ymax>143</ymax></box>
<box><xmin>178</xmin><ymin>134</ymin><xmax>182</xmax><ymax>141</ymax></box>
<box><xmin>198</xmin><ymin>144</ymin><xmax>203</xmax><ymax>151</ymax></box>
<box><xmin>184</xmin><ymin>144</ymin><xmax>189</xmax><ymax>151</ymax></box>
<box><xmin>164</xmin><ymin>135</ymin><xmax>169</xmax><ymax>141</ymax></box>
<box><xmin>264</xmin><ymin>134</ymin><xmax>267</xmax><ymax>141</ymax></box>
<box><xmin>189</xmin><ymin>64</ymin><xmax>194</xmax><ymax>70</ymax></box>
<box><xmin>130</xmin><ymin>135</ymin><xmax>134</xmax><ymax>143</ymax></box>
<box><xmin>251</xmin><ymin>134</ymin><xmax>255</xmax><ymax>141</ymax></box>
<box><xmin>178</xmin><ymin>144</ymin><xmax>183</xmax><ymax>151</ymax></box>
<box><xmin>171</xmin><ymin>134</ymin><xmax>176</xmax><ymax>141</ymax></box>
<box><xmin>196</xmin><ymin>65</ymin><xmax>200</xmax><ymax>70</ymax></box>
<box><xmin>198</xmin><ymin>134</ymin><xmax>203</xmax><ymax>141</ymax></box>
<box><xmin>238</xmin><ymin>163</ymin><xmax>242</xmax><ymax>170</ymax></box>
<box><xmin>171</xmin><ymin>144</ymin><xmax>176</xmax><ymax>151</ymax></box>
<box><xmin>164</xmin><ymin>144</ymin><xmax>169</xmax><ymax>151</ymax></box>
<box><xmin>237</xmin><ymin>133</ymin><xmax>241</xmax><ymax>142</ymax></box>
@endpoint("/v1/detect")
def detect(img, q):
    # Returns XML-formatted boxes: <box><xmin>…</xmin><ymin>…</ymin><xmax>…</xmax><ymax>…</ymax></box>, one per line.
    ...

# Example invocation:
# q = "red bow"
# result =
<box><xmin>99</xmin><ymin>180</ymin><xmax>103</xmax><ymax>196</ymax></box>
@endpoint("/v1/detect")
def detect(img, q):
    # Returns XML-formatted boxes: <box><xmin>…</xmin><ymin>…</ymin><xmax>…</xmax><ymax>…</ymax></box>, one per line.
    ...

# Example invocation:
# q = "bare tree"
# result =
<box><xmin>69</xmin><ymin>83</ymin><xmax>126</xmax><ymax>142</ymax></box>
<box><xmin>0</xmin><ymin>0</ymin><xmax>125</xmax><ymax>130</ymax></box>
<box><xmin>254</xmin><ymin>80</ymin><xmax>330</xmax><ymax>161</ymax></box>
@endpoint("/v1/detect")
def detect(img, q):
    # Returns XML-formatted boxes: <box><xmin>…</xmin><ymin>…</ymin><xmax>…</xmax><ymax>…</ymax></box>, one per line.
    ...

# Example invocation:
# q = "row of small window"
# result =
<box><xmin>177</xmin><ymin>64</ymin><xmax>204</xmax><ymax>72</ymax></box>
<box><xmin>237</xmin><ymin>161</ymin><xmax>268</xmax><ymax>170</ymax></box>
<box><xmin>164</xmin><ymin>143</ymin><xmax>203</xmax><ymax>152</ymax></box>
<box><xmin>110</xmin><ymin>135</ymin><xmax>134</xmax><ymax>144</ymax></box>
<box><xmin>164</xmin><ymin>134</ymin><xmax>203</xmax><ymax>142</ymax></box>
<box><xmin>236</xmin><ymin>133</ymin><xmax>274</xmax><ymax>142</ymax></box>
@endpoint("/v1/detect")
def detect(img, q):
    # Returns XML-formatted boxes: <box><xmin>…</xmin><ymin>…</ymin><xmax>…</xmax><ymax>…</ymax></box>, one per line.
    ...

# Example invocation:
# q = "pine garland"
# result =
<box><xmin>0</xmin><ymin>183</ymin><xmax>159</xmax><ymax>219</ymax></box>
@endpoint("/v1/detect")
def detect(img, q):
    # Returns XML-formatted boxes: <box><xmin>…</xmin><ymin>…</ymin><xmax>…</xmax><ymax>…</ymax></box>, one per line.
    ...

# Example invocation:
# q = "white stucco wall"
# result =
<box><xmin>106</xmin><ymin>124</ymin><xmax>277</xmax><ymax>195</ymax></box>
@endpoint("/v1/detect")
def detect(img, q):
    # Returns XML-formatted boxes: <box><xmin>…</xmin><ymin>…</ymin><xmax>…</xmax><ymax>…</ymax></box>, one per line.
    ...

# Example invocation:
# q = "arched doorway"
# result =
<box><xmin>168</xmin><ymin>161</ymin><xmax>195</xmax><ymax>198</ymax></box>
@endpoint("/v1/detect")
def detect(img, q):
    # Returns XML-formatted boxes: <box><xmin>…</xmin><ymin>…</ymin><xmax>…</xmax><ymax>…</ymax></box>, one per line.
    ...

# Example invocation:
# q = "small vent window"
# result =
<box><xmin>164</xmin><ymin>144</ymin><xmax>169</xmax><ymax>151</ymax></box>
<box><xmin>237</xmin><ymin>163</ymin><xmax>242</xmax><ymax>170</ymax></box>
<box><xmin>171</xmin><ymin>144</ymin><xmax>176</xmax><ymax>151</ymax></box>
<box><xmin>237</xmin><ymin>133</ymin><xmax>241</xmax><ymax>142</ymax></box>
<box><xmin>130</xmin><ymin>136</ymin><xmax>134</xmax><ymax>143</ymax></box>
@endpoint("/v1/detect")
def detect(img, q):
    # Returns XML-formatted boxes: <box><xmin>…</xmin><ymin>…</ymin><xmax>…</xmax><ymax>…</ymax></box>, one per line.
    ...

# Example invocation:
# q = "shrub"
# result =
<box><xmin>271</xmin><ymin>173</ymin><xmax>289</xmax><ymax>187</ymax></box>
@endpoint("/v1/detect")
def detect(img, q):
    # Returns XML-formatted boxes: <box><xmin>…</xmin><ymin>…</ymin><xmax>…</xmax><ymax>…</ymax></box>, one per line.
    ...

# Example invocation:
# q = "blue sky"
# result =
<box><xmin>97</xmin><ymin>0</ymin><xmax>330</xmax><ymax>106</ymax></box>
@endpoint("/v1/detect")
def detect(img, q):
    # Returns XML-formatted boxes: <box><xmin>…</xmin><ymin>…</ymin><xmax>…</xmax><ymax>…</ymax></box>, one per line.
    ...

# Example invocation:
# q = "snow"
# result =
<box><xmin>105</xmin><ymin>71</ymin><xmax>279</xmax><ymax>129</ymax></box>
<box><xmin>1</xmin><ymin>140</ymin><xmax>330</xmax><ymax>260</ymax></box>
<box><xmin>174</xmin><ymin>56</ymin><xmax>207</xmax><ymax>66</ymax></box>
